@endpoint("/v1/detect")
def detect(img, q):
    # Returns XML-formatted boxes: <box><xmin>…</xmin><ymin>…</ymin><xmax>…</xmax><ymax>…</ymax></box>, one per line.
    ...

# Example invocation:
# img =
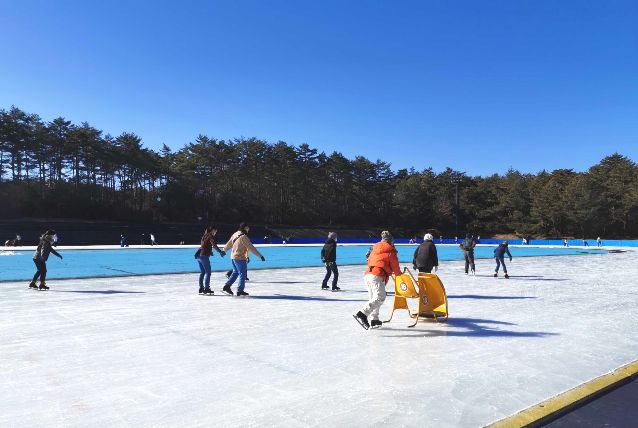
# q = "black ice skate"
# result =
<box><xmin>203</xmin><ymin>287</ymin><xmax>214</xmax><ymax>295</ymax></box>
<box><xmin>29</xmin><ymin>281</ymin><xmax>38</xmax><ymax>289</ymax></box>
<box><xmin>222</xmin><ymin>285</ymin><xmax>233</xmax><ymax>295</ymax></box>
<box><xmin>236</xmin><ymin>290</ymin><xmax>249</xmax><ymax>297</ymax></box>
<box><xmin>493</xmin><ymin>272</ymin><xmax>498</xmax><ymax>278</ymax></box>
<box><xmin>198</xmin><ymin>286</ymin><xmax>205</xmax><ymax>294</ymax></box>
<box><xmin>370</xmin><ymin>320</ymin><xmax>382</xmax><ymax>329</ymax></box>
<box><xmin>332</xmin><ymin>286</ymin><xmax>341</xmax><ymax>292</ymax></box>
<box><xmin>38</xmin><ymin>282</ymin><xmax>49</xmax><ymax>290</ymax></box>
<box><xmin>504</xmin><ymin>273</ymin><xmax>509</xmax><ymax>279</ymax></box>
<box><xmin>321</xmin><ymin>284</ymin><xmax>330</xmax><ymax>290</ymax></box>
<box><xmin>353</xmin><ymin>311</ymin><xmax>370</xmax><ymax>330</ymax></box>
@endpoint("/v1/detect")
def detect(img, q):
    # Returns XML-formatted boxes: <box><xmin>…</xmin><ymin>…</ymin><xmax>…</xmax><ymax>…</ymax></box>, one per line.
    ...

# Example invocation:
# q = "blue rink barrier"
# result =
<box><xmin>265</xmin><ymin>237</ymin><xmax>638</xmax><ymax>247</ymax></box>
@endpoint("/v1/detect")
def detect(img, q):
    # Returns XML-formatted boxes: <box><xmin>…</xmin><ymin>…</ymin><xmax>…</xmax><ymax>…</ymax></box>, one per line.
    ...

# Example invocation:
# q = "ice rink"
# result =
<box><xmin>2</xmin><ymin>249</ymin><xmax>637</xmax><ymax>427</ymax></box>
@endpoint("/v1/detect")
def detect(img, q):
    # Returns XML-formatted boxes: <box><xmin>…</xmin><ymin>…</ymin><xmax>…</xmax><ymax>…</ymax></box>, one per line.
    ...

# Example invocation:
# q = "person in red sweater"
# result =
<box><xmin>353</xmin><ymin>231</ymin><xmax>403</xmax><ymax>330</ymax></box>
<box><xmin>194</xmin><ymin>225</ymin><xmax>226</xmax><ymax>294</ymax></box>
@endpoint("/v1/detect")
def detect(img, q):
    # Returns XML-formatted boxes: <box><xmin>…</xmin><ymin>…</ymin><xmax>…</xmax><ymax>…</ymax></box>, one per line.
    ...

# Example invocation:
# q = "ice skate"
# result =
<box><xmin>38</xmin><ymin>282</ymin><xmax>49</xmax><ymax>290</ymax></box>
<box><xmin>29</xmin><ymin>281</ymin><xmax>38</xmax><ymax>289</ymax></box>
<box><xmin>353</xmin><ymin>311</ymin><xmax>369</xmax><ymax>330</ymax></box>
<box><xmin>236</xmin><ymin>290</ymin><xmax>249</xmax><ymax>297</ymax></box>
<box><xmin>321</xmin><ymin>284</ymin><xmax>330</xmax><ymax>290</ymax></box>
<box><xmin>493</xmin><ymin>272</ymin><xmax>498</xmax><ymax>278</ymax></box>
<box><xmin>203</xmin><ymin>287</ymin><xmax>214</xmax><ymax>295</ymax></box>
<box><xmin>370</xmin><ymin>320</ymin><xmax>382</xmax><ymax>329</ymax></box>
<box><xmin>331</xmin><ymin>286</ymin><xmax>341</xmax><ymax>292</ymax></box>
<box><xmin>471</xmin><ymin>269</ymin><xmax>476</xmax><ymax>276</ymax></box>
<box><xmin>222</xmin><ymin>285</ymin><xmax>233</xmax><ymax>295</ymax></box>
<box><xmin>198</xmin><ymin>286</ymin><xmax>204</xmax><ymax>294</ymax></box>
<box><xmin>504</xmin><ymin>273</ymin><xmax>509</xmax><ymax>279</ymax></box>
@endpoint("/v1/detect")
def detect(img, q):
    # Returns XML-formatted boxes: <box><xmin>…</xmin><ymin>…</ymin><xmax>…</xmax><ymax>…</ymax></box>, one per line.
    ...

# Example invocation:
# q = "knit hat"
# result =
<box><xmin>328</xmin><ymin>232</ymin><xmax>338</xmax><ymax>240</ymax></box>
<box><xmin>424</xmin><ymin>233</ymin><xmax>433</xmax><ymax>241</ymax></box>
<box><xmin>381</xmin><ymin>230</ymin><xmax>394</xmax><ymax>244</ymax></box>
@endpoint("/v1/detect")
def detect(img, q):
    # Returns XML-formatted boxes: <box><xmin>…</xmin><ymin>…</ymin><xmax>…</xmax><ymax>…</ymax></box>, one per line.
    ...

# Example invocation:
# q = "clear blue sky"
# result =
<box><xmin>1</xmin><ymin>0</ymin><xmax>636</xmax><ymax>176</ymax></box>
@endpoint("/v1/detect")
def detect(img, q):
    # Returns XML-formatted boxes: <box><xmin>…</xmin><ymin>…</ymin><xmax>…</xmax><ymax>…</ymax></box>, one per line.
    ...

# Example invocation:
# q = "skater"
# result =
<box><xmin>52</xmin><ymin>233</ymin><xmax>59</xmax><ymax>246</ymax></box>
<box><xmin>412</xmin><ymin>233</ymin><xmax>438</xmax><ymax>273</ymax></box>
<box><xmin>150</xmin><ymin>233</ymin><xmax>157</xmax><ymax>246</ymax></box>
<box><xmin>583</xmin><ymin>238</ymin><xmax>589</xmax><ymax>247</ymax></box>
<box><xmin>439</xmin><ymin>235</ymin><xmax>443</xmax><ymax>244</ymax></box>
<box><xmin>493</xmin><ymin>241</ymin><xmax>512</xmax><ymax>279</ymax></box>
<box><xmin>222</xmin><ymin>223</ymin><xmax>265</xmax><ymax>296</ymax></box>
<box><xmin>194</xmin><ymin>226</ymin><xmax>226</xmax><ymax>295</ymax></box>
<box><xmin>29</xmin><ymin>230</ymin><xmax>63</xmax><ymax>290</ymax></box>
<box><xmin>321</xmin><ymin>232</ymin><xmax>340</xmax><ymax>291</ymax></box>
<box><xmin>459</xmin><ymin>233</ymin><xmax>476</xmax><ymax>275</ymax></box>
<box><xmin>353</xmin><ymin>231</ymin><xmax>402</xmax><ymax>330</ymax></box>
<box><xmin>120</xmin><ymin>234</ymin><xmax>128</xmax><ymax>247</ymax></box>
<box><xmin>563</xmin><ymin>239</ymin><xmax>568</xmax><ymax>247</ymax></box>
<box><xmin>597</xmin><ymin>236</ymin><xmax>602</xmax><ymax>247</ymax></box>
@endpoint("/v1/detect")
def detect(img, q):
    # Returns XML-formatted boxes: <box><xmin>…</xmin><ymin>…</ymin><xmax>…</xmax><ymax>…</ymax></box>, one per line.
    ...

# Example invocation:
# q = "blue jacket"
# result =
<box><xmin>494</xmin><ymin>244</ymin><xmax>512</xmax><ymax>259</ymax></box>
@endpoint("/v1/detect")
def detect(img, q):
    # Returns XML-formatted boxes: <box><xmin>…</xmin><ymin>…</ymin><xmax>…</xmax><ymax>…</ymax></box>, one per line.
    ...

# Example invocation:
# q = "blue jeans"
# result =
<box><xmin>226</xmin><ymin>259</ymin><xmax>248</xmax><ymax>292</ymax></box>
<box><xmin>197</xmin><ymin>255</ymin><xmax>211</xmax><ymax>289</ymax></box>
<box><xmin>322</xmin><ymin>263</ymin><xmax>339</xmax><ymax>288</ymax></box>
<box><xmin>495</xmin><ymin>256</ymin><xmax>508</xmax><ymax>273</ymax></box>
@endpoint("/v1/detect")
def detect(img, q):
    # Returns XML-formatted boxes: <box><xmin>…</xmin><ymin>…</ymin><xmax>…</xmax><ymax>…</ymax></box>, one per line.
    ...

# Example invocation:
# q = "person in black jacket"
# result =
<box><xmin>412</xmin><ymin>233</ymin><xmax>438</xmax><ymax>273</ymax></box>
<box><xmin>29</xmin><ymin>230</ymin><xmax>63</xmax><ymax>290</ymax></box>
<box><xmin>321</xmin><ymin>232</ymin><xmax>340</xmax><ymax>291</ymax></box>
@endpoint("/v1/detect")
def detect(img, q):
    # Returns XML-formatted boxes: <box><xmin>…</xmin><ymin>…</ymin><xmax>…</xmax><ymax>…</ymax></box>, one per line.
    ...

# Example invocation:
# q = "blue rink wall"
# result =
<box><xmin>0</xmin><ymin>245</ymin><xmax>607</xmax><ymax>282</ymax></box>
<box><xmin>269</xmin><ymin>237</ymin><xmax>638</xmax><ymax>246</ymax></box>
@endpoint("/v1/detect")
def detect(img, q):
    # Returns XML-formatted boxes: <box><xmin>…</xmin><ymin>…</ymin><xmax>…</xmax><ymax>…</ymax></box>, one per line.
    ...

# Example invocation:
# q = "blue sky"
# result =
<box><xmin>1</xmin><ymin>0</ymin><xmax>636</xmax><ymax>176</ymax></box>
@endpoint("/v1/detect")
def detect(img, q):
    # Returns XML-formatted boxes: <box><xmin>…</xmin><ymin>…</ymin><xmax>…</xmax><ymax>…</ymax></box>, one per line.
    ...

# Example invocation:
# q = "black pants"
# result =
<box><xmin>32</xmin><ymin>259</ymin><xmax>47</xmax><ymax>283</ymax></box>
<box><xmin>463</xmin><ymin>250</ymin><xmax>475</xmax><ymax>273</ymax></box>
<box><xmin>322</xmin><ymin>263</ymin><xmax>339</xmax><ymax>288</ymax></box>
<box><xmin>417</xmin><ymin>266</ymin><xmax>434</xmax><ymax>273</ymax></box>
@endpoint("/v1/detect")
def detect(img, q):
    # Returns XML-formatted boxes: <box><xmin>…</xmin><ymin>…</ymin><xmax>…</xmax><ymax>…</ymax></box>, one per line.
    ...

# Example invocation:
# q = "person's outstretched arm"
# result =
<box><xmin>246</xmin><ymin>238</ymin><xmax>265</xmax><ymax>261</ymax></box>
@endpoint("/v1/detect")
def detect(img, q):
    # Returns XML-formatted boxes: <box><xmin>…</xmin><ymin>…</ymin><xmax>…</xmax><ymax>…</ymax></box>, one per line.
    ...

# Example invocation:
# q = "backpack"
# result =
<box><xmin>462</xmin><ymin>238</ymin><xmax>473</xmax><ymax>250</ymax></box>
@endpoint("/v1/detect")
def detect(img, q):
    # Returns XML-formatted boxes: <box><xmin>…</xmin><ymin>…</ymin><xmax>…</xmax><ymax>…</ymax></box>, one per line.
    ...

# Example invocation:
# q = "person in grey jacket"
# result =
<box><xmin>412</xmin><ymin>233</ymin><xmax>438</xmax><ymax>273</ymax></box>
<box><xmin>30</xmin><ymin>230</ymin><xmax>63</xmax><ymax>290</ymax></box>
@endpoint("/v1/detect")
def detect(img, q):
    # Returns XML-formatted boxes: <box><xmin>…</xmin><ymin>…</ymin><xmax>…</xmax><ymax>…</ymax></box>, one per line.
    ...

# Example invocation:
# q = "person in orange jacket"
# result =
<box><xmin>353</xmin><ymin>230</ymin><xmax>403</xmax><ymax>330</ymax></box>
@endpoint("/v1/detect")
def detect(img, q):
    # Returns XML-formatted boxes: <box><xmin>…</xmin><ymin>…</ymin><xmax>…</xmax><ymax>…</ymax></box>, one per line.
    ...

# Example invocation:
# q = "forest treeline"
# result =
<box><xmin>1</xmin><ymin>105</ymin><xmax>637</xmax><ymax>237</ymax></box>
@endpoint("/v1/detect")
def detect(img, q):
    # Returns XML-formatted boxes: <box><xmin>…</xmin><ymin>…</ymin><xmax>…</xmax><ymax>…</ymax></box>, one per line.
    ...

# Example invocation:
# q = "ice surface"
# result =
<box><xmin>1</xmin><ymin>251</ymin><xmax>637</xmax><ymax>427</ymax></box>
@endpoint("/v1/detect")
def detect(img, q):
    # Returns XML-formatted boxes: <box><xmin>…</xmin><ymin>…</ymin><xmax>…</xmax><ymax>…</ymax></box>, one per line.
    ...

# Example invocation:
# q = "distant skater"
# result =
<box><xmin>563</xmin><ymin>239</ymin><xmax>568</xmax><ymax>247</ymax></box>
<box><xmin>459</xmin><ymin>233</ymin><xmax>476</xmax><ymax>275</ymax></box>
<box><xmin>150</xmin><ymin>233</ymin><xmax>157</xmax><ymax>246</ymax></box>
<box><xmin>195</xmin><ymin>226</ymin><xmax>226</xmax><ymax>295</ymax></box>
<box><xmin>493</xmin><ymin>241</ymin><xmax>512</xmax><ymax>279</ymax></box>
<box><xmin>597</xmin><ymin>236</ymin><xmax>602</xmax><ymax>247</ymax></box>
<box><xmin>583</xmin><ymin>238</ymin><xmax>589</xmax><ymax>247</ymax></box>
<box><xmin>353</xmin><ymin>231</ymin><xmax>402</xmax><ymax>330</ymax></box>
<box><xmin>222</xmin><ymin>223</ymin><xmax>265</xmax><ymax>296</ymax></box>
<box><xmin>413</xmin><ymin>233</ymin><xmax>438</xmax><ymax>273</ymax></box>
<box><xmin>321</xmin><ymin>232</ymin><xmax>340</xmax><ymax>291</ymax></box>
<box><xmin>29</xmin><ymin>230</ymin><xmax>63</xmax><ymax>290</ymax></box>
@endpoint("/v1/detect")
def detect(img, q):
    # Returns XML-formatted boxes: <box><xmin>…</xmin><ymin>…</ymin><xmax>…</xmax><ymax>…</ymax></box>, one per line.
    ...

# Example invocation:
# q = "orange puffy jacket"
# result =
<box><xmin>365</xmin><ymin>241</ymin><xmax>402</xmax><ymax>283</ymax></box>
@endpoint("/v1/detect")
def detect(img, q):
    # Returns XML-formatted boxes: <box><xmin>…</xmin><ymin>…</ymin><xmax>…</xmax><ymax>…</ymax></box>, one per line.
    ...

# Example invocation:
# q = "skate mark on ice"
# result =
<box><xmin>381</xmin><ymin>317</ymin><xmax>558</xmax><ymax>339</ymax></box>
<box><xmin>250</xmin><ymin>294</ymin><xmax>366</xmax><ymax>302</ymax></box>
<box><xmin>447</xmin><ymin>294</ymin><xmax>537</xmax><ymax>300</ymax></box>
<box><xmin>53</xmin><ymin>290</ymin><xmax>146</xmax><ymax>295</ymax></box>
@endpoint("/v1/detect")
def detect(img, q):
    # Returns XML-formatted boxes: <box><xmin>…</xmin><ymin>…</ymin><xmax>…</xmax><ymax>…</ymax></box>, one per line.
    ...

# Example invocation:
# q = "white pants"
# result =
<box><xmin>361</xmin><ymin>274</ymin><xmax>387</xmax><ymax>321</ymax></box>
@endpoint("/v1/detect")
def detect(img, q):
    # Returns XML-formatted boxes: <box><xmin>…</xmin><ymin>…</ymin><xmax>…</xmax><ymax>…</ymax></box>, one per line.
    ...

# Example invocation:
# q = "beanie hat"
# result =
<box><xmin>424</xmin><ymin>233</ymin><xmax>433</xmax><ymax>241</ymax></box>
<box><xmin>381</xmin><ymin>230</ymin><xmax>394</xmax><ymax>244</ymax></box>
